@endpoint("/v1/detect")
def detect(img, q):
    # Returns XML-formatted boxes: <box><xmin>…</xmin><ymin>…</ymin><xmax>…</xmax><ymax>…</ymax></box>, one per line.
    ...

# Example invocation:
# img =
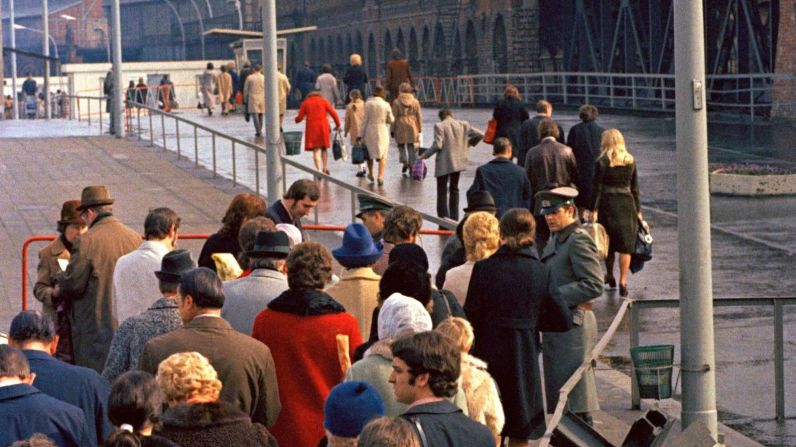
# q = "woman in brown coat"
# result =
<box><xmin>384</xmin><ymin>49</ymin><xmax>414</xmax><ymax>102</ymax></box>
<box><xmin>391</xmin><ymin>82</ymin><xmax>422</xmax><ymax>177</ymax></box>
<box><xmin>345</xmin><ymin>89</ymin><xmax>367</xmax><ymax>177</ymax></box>
<box><xmin>217</xmin><ymin>65</ymin><xmax>233</xmax><ymax>116</ymax></box>
<box><xmin>34</xmin><ymin>200</ymin><xmax>86</xmax><ymax>362</ymax></box>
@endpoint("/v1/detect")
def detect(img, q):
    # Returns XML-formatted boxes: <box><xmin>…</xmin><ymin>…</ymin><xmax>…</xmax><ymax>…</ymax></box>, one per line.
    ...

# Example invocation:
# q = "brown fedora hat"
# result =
<box><xmin>77</xmin><ymin>186</ymin><xmax>115</xmax><ymax>211</ymax></box>
<box><xmin>57</xmin><ymin>200</ymin><xmax>85</xmax><ymax>226</ymax></box>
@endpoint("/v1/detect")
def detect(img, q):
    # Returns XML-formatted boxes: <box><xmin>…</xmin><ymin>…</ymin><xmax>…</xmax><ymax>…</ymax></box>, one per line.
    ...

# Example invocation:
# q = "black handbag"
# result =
<box><xmin>630</xmin><ymin>218</ymin><xmax>653</xmax><ymax>273</ymax></box>
<box><xmin>332</xmin><ymin>130</ymin><xmax>346</xmax><ymax>161</ymax></box>
<box><xmin>351</xmin><ymin>143</ymin><xmax>369</xmax><ymax>164</ymax></box>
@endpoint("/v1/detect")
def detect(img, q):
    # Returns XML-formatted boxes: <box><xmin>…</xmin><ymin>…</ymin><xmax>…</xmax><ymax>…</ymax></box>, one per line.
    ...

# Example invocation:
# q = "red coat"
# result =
<box><xmin>295</xmin><ymin>94</ymin><xmax>340</xmax><ymax>150</ymax></box>
<box><xmin>251</xmin><ymin>290</ymin><xmax>362</xmax><ymax>447</ymax></box>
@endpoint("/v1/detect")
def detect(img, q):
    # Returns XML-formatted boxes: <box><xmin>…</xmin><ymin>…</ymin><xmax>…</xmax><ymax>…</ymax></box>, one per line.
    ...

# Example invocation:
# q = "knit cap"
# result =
<box><xmin>324</xmin><ymin>381</ymin><xmax>385</xmax><ymax>438</ymax></box>
<box><xmin>378</xmin><ymin>293</ymin><xmax>433</xmax><ymax>340</ymax></box>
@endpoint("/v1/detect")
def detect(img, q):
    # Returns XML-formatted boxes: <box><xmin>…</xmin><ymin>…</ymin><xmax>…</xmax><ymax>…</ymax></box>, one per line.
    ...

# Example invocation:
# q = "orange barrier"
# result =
<box><xmin>21</xmin><ymin>225</ymin><xmax>452</xmax><ymax>310</ymax></box>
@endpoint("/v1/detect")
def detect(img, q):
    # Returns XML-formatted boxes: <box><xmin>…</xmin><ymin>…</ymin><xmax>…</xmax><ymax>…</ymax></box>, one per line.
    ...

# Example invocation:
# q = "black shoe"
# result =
<box><xmin>356</xmin><ymin>171</ymin><xmax>366</xmax><ymax>177</ymax></box>
<box><xmin>402</xmin><ymin>165</ymin><xmax>408</xmax><ymax>175</ymax></box>
<box><xmin>620</xmin><ymin>284</ymin><xmax>629</xmax><ymax>297</ymax></box>
<box><xmin>605</xmin><ymin>275</ymin><xmax>617</xmax><ymax>289</ymax></box>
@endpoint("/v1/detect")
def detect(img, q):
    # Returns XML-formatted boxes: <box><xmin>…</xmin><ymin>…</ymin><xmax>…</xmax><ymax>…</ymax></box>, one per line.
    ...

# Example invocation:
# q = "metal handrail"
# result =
<box><xmin>117</xmin><ymin>100</ymin><xmax>457</xmax><ymax>231</ymax></box>
<box><xmin>539</xmin><ymin>298</ymin><xmax>632</xmax><ymax>447</ymax></box>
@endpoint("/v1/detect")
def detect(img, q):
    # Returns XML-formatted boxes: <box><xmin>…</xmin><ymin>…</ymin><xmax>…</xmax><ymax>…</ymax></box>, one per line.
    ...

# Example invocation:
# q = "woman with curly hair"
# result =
<box><xmin>154</xmin><ymin>352</ymin><xmax>277</xmax><ymax>447</ymax></box>
<box><xmin>442</xmin><ymin>212</ymin><xmax>499</xmax><ymax>305</ymax></box>
<box><xmin>251</xmin><ymin>242</ymin><xmax>362</xmax><ymax>447</ymax></box>
<box><xmin>198</xmin><ymin>193</ymin><xmax>266</xmax><ymax>272</ymax></box>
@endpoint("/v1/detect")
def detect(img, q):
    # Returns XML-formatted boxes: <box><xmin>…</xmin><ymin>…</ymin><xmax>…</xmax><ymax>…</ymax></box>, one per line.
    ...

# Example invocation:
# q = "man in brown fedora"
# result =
<box><xmin>54</xmin><ymin>186</ymin><xmax>140</xmax><ymax>372</ymax></box>
<box><xmin>34</xmin><ymin>200</ymin><xmax>86</xmax><ymax>363</ymax></box>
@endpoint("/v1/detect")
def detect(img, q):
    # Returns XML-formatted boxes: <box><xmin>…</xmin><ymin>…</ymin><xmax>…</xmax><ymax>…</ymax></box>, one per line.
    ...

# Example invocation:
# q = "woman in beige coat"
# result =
<box><xmin>391</xmin><ymin>82</ymin><xmax>422</xmax><ymax>176</ymax></box>
<box><xmin>358</xmin><ymin>86</ymin><xmax>394</xmax><ymax>186</ymax></box>
<box><xmin>243</xmin><ymin>65</ymin><xmax>266</xmax><ymax>137</ymax></box>
<box><xmin>217</xmin><ymin>65</ymin><xmax>233</xmax><ymax>116</ymax></box>
<box><xmin>344</xmin><ymin>89</ymin><xmax>367</xmax><ymax>177</ymax></box>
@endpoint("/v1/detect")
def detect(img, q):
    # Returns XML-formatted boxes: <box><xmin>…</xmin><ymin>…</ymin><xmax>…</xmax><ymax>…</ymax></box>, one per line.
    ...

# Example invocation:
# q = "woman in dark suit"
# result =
<box><xmin>491</xmin><ymin>86</ymin><xmax>528</xmax><ymax>153</ymax></box>
<box><xmin>590</xmin><ymin>128</ymin><xmax>642</xmax><ymax>296</ymax></box>
<box><xmin>465</xmin><ymin>208</ymin><xmax>568</xmax><ymax>446</ymax></box>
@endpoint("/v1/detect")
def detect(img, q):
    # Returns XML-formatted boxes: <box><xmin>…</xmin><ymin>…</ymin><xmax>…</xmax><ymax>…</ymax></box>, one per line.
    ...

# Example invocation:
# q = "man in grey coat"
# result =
<box><xmin>421</xmin><ymin>109</ymin><xmax>483</xmax><ymax>221</ymax></box>
<box><xmin>538</xmin><ymin>187</ymin><xmax>604</xmax><ymax>425</ymax></box>
<box><xmin>221</xmin><ymin>231</ymin><xmax>290</xmax><ymax>334</ymax></box>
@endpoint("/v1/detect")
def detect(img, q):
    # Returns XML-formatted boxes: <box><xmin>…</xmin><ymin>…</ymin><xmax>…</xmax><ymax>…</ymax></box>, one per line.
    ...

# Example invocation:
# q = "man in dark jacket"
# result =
<box><xmin>139</xmin><ymin>268</ymin><xmax>282</xmax><ymax>428</ymax></box>
<box><xmin>525</xmin><ymin>118</ymin><xmax>578</xmax><ymax>252</ymax></box>
<box><xmin>391</xmin><ymin>332</ymin><xmax>494</xmax><ymax>446</ymax></box>
<box><xmin>9</xmin><ymin>311</ymin><xmax>112</xmax><ymax>447</ymax></box>
<box><xmin>294</xmin><ymin>62</ymin><xmax>317</xmax><ymax>100</ymax></box>
<box><xmin>566</xmin><ymin>104</ymin><xmax>604</xmax><ymax>220</ymax></box>
<box><xmin>0</xmin><ymin>345</ymin><xmax>90</xmax><ymax>447</ymax></box>
<box><xmin>266</xmin><ymin>179</ymin><xmax>320</xmax><ymax>238</ymax></box>
<box><xmin>518</xmin><ymin>99</ymin><xmax>565</xmax><ymax>168</ymax></box>
<box><xmin>468</xmin><ymin>137</ymin><xmax>532</xmax><ymax>218</ymax></box>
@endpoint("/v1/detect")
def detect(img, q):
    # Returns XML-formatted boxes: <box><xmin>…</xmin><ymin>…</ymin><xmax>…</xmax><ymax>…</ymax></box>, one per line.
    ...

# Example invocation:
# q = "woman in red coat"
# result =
<box><xmin>295</xmin><ymin>91</ymin><xmax>341</xmax><ymax>175</ymax></box>
<box><xmin>251</xmin><ymin>242</ymin><xmax>362</xmax><ymax>447</ymax></box>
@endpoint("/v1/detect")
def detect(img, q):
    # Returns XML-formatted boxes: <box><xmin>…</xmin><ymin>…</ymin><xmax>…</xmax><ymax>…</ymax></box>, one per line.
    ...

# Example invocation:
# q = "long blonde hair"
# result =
<box><xmin>600</xmin><ymin>128</ymin><xmax>634</xmax><ymax>167</ymax></box>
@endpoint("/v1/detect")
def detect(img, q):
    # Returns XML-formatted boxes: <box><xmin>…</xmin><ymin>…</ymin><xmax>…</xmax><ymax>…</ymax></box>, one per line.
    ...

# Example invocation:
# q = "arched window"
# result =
<box><xmin>493</xmin><ymin>15</ymin><xmax>508</xmax><ymax>73</ymax></box>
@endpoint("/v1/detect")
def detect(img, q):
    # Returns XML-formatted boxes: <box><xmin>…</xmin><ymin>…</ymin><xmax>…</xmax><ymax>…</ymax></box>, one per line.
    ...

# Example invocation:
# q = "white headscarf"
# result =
<box><xmin>378</xmin><ymin>293</ymin><xmax>432</xmax><ymax>340</ymax></box>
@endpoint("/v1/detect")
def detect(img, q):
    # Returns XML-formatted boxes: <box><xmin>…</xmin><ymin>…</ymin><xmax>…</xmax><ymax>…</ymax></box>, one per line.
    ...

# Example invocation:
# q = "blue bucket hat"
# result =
<box><xmin>332</xmin><ymin>223</ymin><xmax>383</xmax><ymax>268</ymax></box>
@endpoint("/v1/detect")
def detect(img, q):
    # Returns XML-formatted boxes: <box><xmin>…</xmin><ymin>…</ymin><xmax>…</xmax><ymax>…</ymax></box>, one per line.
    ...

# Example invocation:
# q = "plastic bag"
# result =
<box><xmin>412</xmin><ymin>157</ymin><xmax>427</xmax><ymax>181</ymax></box>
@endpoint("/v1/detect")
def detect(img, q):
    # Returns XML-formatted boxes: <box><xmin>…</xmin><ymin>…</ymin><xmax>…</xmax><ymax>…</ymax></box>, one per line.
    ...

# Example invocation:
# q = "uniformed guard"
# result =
<box><xmin>355</xmin><ymin>194</ymin><xmax>393</xmax><ymax>246</ymax></box>
<box><xmin>538</xmin><ymin>186</ymin><xmax>604</xmax><ymax>424</ymax></box>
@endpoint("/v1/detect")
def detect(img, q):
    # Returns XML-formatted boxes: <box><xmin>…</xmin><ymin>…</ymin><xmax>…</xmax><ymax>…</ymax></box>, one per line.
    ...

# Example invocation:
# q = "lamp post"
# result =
<box><xmin>9</xmin><ymin>0</ymin><xmax>19</xmax><ymax>119</ymax></box>
<box><xmin>13</xmin><ymin>24</ymin><xmax>59</xmax><ymax>59</ymax></box>
<box><xmin>226</xmin><ymin>0</ymin><xmax>243</xmax><ymax>30</ymax></box>
<box><xmin>186</xmin><ymin>0</ymin><xmax>206</xmax><ymax>59</ymax></box>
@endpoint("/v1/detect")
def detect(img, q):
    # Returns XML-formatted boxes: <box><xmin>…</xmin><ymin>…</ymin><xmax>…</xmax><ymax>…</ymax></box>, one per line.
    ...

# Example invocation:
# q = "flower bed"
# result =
<box><xmin>709</xmin><ymin>163</ymin><xmax>796</xmax><ymax>196</ymax></box>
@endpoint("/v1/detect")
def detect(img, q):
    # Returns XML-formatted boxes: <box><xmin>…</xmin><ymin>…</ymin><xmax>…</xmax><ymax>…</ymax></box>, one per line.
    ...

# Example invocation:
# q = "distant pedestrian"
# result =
<box><xmin>296</xmin><ymin>91</ymin><xmax>341</xmax><ymax>174</ymax></box>
<box><xmin>126</xmin><ymin>81</ymin><xmax>136</xmax><ymax>109</ymax></box>
<box><xmin>294</xmin><ymin>61</ymin><xmax>317</xmax><ymax>100</ymax></box>
<box><xmin>345</xmin><ymin>89</ymin><xmax>368</xmax><ymax>177</ymax></box>
<box><xmin>217</xmin><ymin>65</ymin><xmax>233</xmax><ymax>116</ymax></box>
<box><xmin>158</xmin><ymin>75</ymin><xmax>175</xmax><ymax>111</ymax></box>
<box><xmin>198</xmin><ymin>193</ymin><xmax>267</xmax><ymax>272</ymax></box>
<box><xmin>590</xmin><ymin>129</ymin><xmax>642</xmax><ymax>297</ymax></box>
<box><xmin>135</xmin><ymin>77</ymin><xmax>148</xmax><ymax>107</ymax></box>
<box><xmin>22</xmin><ymin>73</ymin><xmax>37</xmax><ymax>98</ymax></box>
<box><xmin>421</xmin><ymin>109</ymin><xmax>482</xmax><ymax>222</ymax></box>
<box><xmin>343</xmin><ymin>54</ymin><xmax>369</xmax><ymax>101</ymax></box>
<box><xmin>227</xmin><ymin>62</ymin><xmax>239</xmax><ymax>111</ymax></box>
<box><xmin>238</xmin><ymin>61</ymin><xmax>253</xmax><ymax>117</ymax></box>
<box><xmin>200</xmin><ymin>62</ymin><xmax>217</xmax><ymax>116</ymax></box>
<box><xmin>316</xmin><ymin>64</ymin><xmax>342</xmax><ymax>106</ymax></box>
<box><xmin>358</xmin><ymin>86</ymin><xmax>394</xmax><ymax>185</ymax></box>
<box><xmin>277</xmin><ymin>66</ymin><xmax>292</xmax><ymax>125</ymax></box>
<box><xmin>491</xmin><ymin>86</ymin><xmax>528</xmax><ymax>157</ymax></box>
<box><xmin>104</xmin><ymin>70</ymin><xmax>115</xmax><ymax>133</ymax></box>
<box><xmin>391</xmin><ymin>82</ymin><xmax>422</xmax><ymax>177</ymax></box>
<box><xmin>567</xmin><ymin>105</ymin><xmax>605</xmax><ymax>219</ymax></box>
<box><xmin>244</xmin><ymin>65</ymin><xmax>266</xmax><ymax>136</ymax></box>
<box><xmin>467</xmin><ymin>137</ymin><xmax>532</xmax><ymax>218</ymax></box>
<box><xmin>518</xmin><ymin>99</ymin><xmax>565</xmax><ymax>167</ymax></box>
<box><xmin>384</xmin><ymin>49</ymin><xmax>414</xmax><ymax>102</ymax></box>
<box><xmin>525</xmin><ymin>117</ymin><xmax>578</xmax><ymax>252</ymax></box>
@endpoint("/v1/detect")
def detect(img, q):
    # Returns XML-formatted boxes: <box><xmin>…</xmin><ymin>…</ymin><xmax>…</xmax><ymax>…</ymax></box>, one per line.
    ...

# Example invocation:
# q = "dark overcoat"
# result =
<box><xmin>518</xmin><ymin>115</ymin><xmax>565</xmax><ymax>167</ymax></box>
<box><xmin>138</xmin><ymin>316</ymin><xmax>282</xmax><ymax>428</ymax></box>
<box><xmin>567</xmin><ymin>120</ymin><xmax>605</xmax><ymax>208</ymax></box>
<box><xmin>540</xmin><ymin>223</ymin><xmax>604</xmax><ymax>414</ymax></box>
<box><xmin>492</xmin><ymin>97</ymin><xmax>529</xmax><ymax>153</ymax></box>
<box><xmin>400</xmin><ymin>400</ymin><xmax>494</xmax><ymax>447</ymax></box>
<box><xmin>0</xmin><ymin>383</ymin><xmax>90</xmax><ymax>447</ymax></box>
<box><xmin>467</xmin><ymin>157</ymin><xmax>532</xmax><ymax>217</ymax></box>
<box><xmin>591</xmin><ymin>156</ymin><xmax>641</xmax><ymax>253</ymax></box>
<box><xmin>60</xmin><ymin>214</ymin><xmax>141</xmax><ymax>373</ymax></box>
<box><xmin>464</xmin><ymin>246</ymin><xmax>559</xmax><ymax>439</ymax></box>
<box><xmin>157</xmin><ymin>401</ymin><xmax>277</xmax><ymax>447</ymax></box>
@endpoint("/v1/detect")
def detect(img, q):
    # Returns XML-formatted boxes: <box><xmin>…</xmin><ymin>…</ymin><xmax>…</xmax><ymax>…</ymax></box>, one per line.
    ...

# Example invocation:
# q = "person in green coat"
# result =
<box><xmin>538</xmin><ymin>187</ymin><xmax>604</xmax><ymax>424</ymax></box>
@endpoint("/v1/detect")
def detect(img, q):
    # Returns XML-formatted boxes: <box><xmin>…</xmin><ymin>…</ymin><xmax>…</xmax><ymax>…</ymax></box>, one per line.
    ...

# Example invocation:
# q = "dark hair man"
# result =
<box><xmin>390</xmin><ymin>332</ymin><xmax>494</xmax><ymax>446</ymax></box>
<box><xmin>0</xmin><ymin>345</ymin><xmax>90</xmax><ymax>446</ymax></box>
<box><xmin>373</xmin><ymin>205</ymin><xmax>422</xmax><ymax>275</ymax></box>
<box><xmin>113</xmin><ymin>207</ymin><xmax>180</xmax><ymax>323</ymax></box>
<box><xmin>517</xmin><ymin>99</ymin><xmax>565</xmax><ymax>167</ymax></box>
<box><xmin>566</xmin><ymin>104</ymin><xmax>604</xmax><ymax>220</ymax></box>
<box><xmin>102</xmin><ymin>249</ymin><xmax>195</xmax><ymax>382</ymax></box>
<box><xmin>56</xmin><ymin>186</ymin><xmax>141</xmax><ymax>373</ymax></box>
<box><xmin>9</xmin><ymin>311</ymin><xmax>113</xmax><ymax>446</ymax></box>
<box><xmin>138</xmin><ymin>267</ymin><xmax>281</xmax><ymax>427</ymax></box>
<box><xmin>468</xmin><ymin>137</ymin><xmax>532</xmax><ymax>219</ymax></box>
<box><xmin>266</xmin><ymin>179</ymin><xmax>320</xmax><ymax>237</ymax></box>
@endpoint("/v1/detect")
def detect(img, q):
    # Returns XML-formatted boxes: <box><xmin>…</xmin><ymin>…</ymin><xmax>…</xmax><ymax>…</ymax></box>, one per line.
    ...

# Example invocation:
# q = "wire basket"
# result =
<box><xmin>283</xmin><ymin>131</ymin><xmax>303</xmax><ymax>156</ymax></box>
<box><xmin>631</xmin><ymin>344</ymin><xmax>674</xmax><ymax>400</ymax></box>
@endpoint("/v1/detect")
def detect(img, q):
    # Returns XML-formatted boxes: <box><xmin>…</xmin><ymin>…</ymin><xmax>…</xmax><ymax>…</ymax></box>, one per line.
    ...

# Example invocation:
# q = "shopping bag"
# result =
<box><xmin>351</xmin><ymin>144</ymin><xmax>369</xmax><ymax>164</ymax></box>
<box><xmin>412</xmin><ymin>157</ymin><xmax>427</xmax><ymax>181</ymax></box>
<box><xmin>483</xmin><ymin>119</ymin><xmax>498</xmax><ymax>144</ymax></box>
<box><xmin>332</xmin><ymin>130</ymin><xmax>348</xmax><ymax>161</ymax></box>
<box><xmin>630</xmin><ymin>219</ymin><xmax>653</xmax><ymax>273</ymax></box>
<box><xmin>235</xmin><ymin>91</ymin><xmax>243</xmax><ymax>105</ymax></box>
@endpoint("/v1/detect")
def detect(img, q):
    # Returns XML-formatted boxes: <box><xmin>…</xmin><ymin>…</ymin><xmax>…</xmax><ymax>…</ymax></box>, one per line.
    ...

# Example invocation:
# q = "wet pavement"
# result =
<box><xmin>2</xmin><ymin>107</ymin><xmax>796</xmax><ymax>445</ymax></box>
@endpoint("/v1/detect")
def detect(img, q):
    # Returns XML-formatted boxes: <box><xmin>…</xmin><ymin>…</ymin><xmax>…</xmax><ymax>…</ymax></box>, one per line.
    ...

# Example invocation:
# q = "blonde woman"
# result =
<box><xmin>344</xmin><ymin>54</ymin><xmax>368</xmax><ymax>101</ymax></box>
<box><xmin>436</xmin><ymin>317</ymin><xmax>505</xmax><ymax>446</ymax></box>
<box><xmin>442</xmin><ymin>212</ymin><xmax>499</xmax><ymax>305</ymax></box>
<box><xmin>590</xmin><ymin>128</ymin><xmax>642</xmax><ymax>297</ymax></box>
<box><xmin>155</xmin><ymin>352</ymin><xmax>277</xmax><ymax>447</ymax></box>
<box><xmin>345</xmin><ymin>89</ymin><xmax>367</xmax><ymax>177</ymax></box>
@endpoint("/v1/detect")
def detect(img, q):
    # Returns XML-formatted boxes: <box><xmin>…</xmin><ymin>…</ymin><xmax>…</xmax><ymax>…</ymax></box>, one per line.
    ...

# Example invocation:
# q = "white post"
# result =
<box><xmin>674</xmin><ymin>0</ymin><xmax>718</xmax><ymax>438</ymax></box>
<box><xmin>110</xmin><ymin>0</ymin><xmax>124</xmax><ymax>137</ymax></box>
<box><xmin>262</xmin><ymin>0</ymin><xmax>283</xmax><ymax>201</ymax></box>
<box><xmin>42</xmin><ymin>0</ymin><xmax>50</xmax><ymax>119</ymax></box>
<box><xmin>10</xmin><ymin>0</ymin><xmax>19</xmax><ymax>119</ymax></box>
